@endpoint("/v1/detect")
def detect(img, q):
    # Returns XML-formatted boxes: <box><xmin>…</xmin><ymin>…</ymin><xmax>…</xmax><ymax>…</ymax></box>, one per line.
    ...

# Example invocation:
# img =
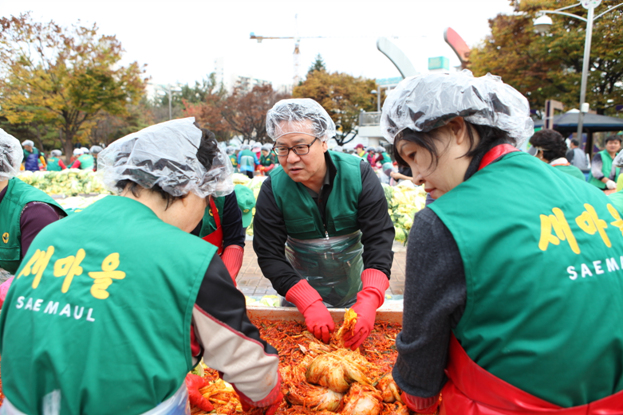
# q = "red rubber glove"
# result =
<box><xmin>237</xmin><ymin>373</ymin><xmax>284</xmax><ymax>415</ymax></box>
<box><xmin>285</xmin><ymin>279</ymin><xmax>335</xmax><ymax>343</ymax></box>
<box><xmin>401</xmin><ymin>392</ymin><xmax>440</xmax><ymax>414</ymax></box>
<box><xmin>344</xmin><ymin>269</ymin><xmax>389</xmax><ymax>350</ymax></box>
<box><xmin>185</xmin><ymin>373</ymin><xmax>214</xmax><ymax>412</ymax></box>
<box><xmin>221</xmin><ymin>245</ymin><xmax>244</xmax><ymax>286</ymax></box>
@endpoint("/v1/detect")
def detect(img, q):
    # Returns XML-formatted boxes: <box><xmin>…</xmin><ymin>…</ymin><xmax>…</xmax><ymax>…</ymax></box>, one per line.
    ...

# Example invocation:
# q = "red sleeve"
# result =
<box><xmin>70</xmin><ymin>160</ymin><xmax>81</xmax><ymax>169</ymax></box>
<box><xmin>59</xmin><ymin>160</ymin><xmax>67</xmax><ymax>169</ymax></box>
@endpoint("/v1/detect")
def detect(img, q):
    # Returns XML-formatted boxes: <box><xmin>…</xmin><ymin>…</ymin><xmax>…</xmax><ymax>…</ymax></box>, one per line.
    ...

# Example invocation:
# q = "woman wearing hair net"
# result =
<box><xmin>259</xmin><ymin>144</ymin><xmax>277</xmax><ymax>176</ymax></box>
<box><xmin>20</xmin><ymin>140</ymin><xmax>47</xmax><ymax>172</ymax></box>
<box><xmin>253</xmin><ymin>98</ymin><xmax>394</xmax><ymax>349</ymax></box>
<box><xmin>46</xmin><ymin>149</ymin><xmax>68</xmax><ymax>171</ymax></box>
<box><xmin>382</xmin><ymin>71</ymin><xmax>623</xmax><ymax>414</ymax></box>
<box><xmin>238</xmin><ymin>144</ymin><xmax>259</xmax><ymax>179</ymax></box>
<box><xmin>70</xmin><ymin>145</ymin><xmax>95</xmax><ymax>171</ymax></box>
<box><xmin>191</xmin><ymin>130</ymin><xmax>246</xmax><ymax>286</ymax></box>
<box><xmin>0</xmin><ymin>131</ymin><xmax>66</xmax><ymax>304</ymax></box>
<box><xmin>0</xmin><ymin>118</ymin><xmax>282</xmax><ymax>415</ymax></box>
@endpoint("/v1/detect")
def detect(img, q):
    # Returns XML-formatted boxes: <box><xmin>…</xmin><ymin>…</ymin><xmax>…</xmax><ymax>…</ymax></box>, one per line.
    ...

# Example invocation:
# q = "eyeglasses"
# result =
<box><xmin>273</xmin><ymin>137</ymin><xmax>319</xmax><ymax>157</ymax></box>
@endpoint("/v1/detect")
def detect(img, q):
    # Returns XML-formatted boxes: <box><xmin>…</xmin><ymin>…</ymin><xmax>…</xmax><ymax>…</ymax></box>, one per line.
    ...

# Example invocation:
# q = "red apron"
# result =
<box><xmin>440</xmin><ymin>144</ymin><xmax>623</xmax><ymax>414</ymax></box>
<box><xmin>202</xmin><ymin>196</ymin><xmax>224</xmax><ymax>255</ymax></box>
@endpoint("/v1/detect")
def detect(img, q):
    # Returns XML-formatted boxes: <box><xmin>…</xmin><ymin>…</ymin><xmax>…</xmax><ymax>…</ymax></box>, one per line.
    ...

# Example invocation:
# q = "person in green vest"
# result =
<box><xmin>0</xmin><ymin>130</ymin><xmax>66</xmax><ymax>305</ymax></box>
<box><xmin>46</xmin><ymin>149</ymin><xmax>68</xmax><ymax>171</ymax></box>
<box><xmin>192</xmin><ymin>132</ymin><xmax>246</xmax><ymax>286</ymax></box>
<box><xmin>381</xmin><ymin>70</ymin><xmax>623</xmax><ymax>414</ymax></box>
<box><xmin>21</xmin><ymin>140</ymin><xmax>47</xmax><ymax>172</ymax></box>
<box><xmin>529</xmin><ymin>129</ymin><xmax>585</xmax><ymax>181</ymax></box>
<box><xmin>254</xmin><ymin>98</ymin><xmax>395</xmax><ymax>350</ymax></box>
<box><xmin>0</xmin><ymin>118</ymin><xmax>282</xmax><ymax>415</ymax></box>
<box><xmin>259</xmin><ymin>144</ymin><xmax>277</xmax><ymax>175</ymax></box>
<box><xmin>226</xmin><ymin>146</ymin><xmax>239</xmax><ymax>172</ymax></box>
<box><xmin>70</xmin><ymin>147</ymin><xmax>95</xmax><ymax>170</ymax></box>
<box><xmin>588</xmin><ymin>135</ymin><xmax>621</xmax><ymax>190</ymax></box>
<box><xmin>238</xmin><ymin>144</ymin><xmax>259</xmax><ymax>179</ymax></box>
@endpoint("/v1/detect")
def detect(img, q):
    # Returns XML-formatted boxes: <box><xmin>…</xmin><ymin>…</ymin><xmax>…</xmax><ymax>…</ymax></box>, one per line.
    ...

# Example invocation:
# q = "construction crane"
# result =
<box><xmin>250</xmin><ymin>15</ymin><xmax>324</xmax><ymax>86</ymax></box>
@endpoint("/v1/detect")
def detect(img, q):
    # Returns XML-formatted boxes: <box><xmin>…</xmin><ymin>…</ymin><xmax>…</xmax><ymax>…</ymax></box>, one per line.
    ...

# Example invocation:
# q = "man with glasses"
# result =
<box><xmin>253</xmin><ymin>98</ymin><xmax>395</xmax><ymax>350</ymax></box>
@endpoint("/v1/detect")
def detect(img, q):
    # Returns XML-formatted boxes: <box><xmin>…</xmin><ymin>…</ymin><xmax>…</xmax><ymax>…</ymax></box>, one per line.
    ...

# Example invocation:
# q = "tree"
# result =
<box><xmin>307</xmin><ymin>54</ymin><xmax>327</xmax><ymax>77</ymax></box>
<box><xmin>220</xmin><ymin>84</ymin><xmax>290</xmax><ymax>144</ymax></box>
<box><xmin>469</xmin><ymin>0</ymin><xmax>623</xmax><ymax>116</ymax></box>
<box><xmin>183</xmin><ymin>75</ymin><xmax>232</xmax><ymax>142</ymax></box>
<box><xmin>293</xmin><ymin>71</ymin><xmax>376</xmax><ymax>146</ymax></box>
<box><xmin>0</xmin><ymin>13</ymin><xmax>147</xmax><ymax>161</ymax></box>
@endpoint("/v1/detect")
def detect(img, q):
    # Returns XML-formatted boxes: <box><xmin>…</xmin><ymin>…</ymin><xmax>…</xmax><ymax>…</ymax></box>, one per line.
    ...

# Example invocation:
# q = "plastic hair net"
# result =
<box><xmin>51</xmin><ymin>149</ymin><xmax>62</xmax><ymax>157</ymax></box>
<box><xmin>613</xmin><ymin>151</ymin><xmax>623</xmax><ymax>168</ymax></box>
<box><xmin>261</xmin><ymin>144</ymin><xmax>271</xmax><ymax>151</ymax></box>
<box><xmin>377</xmin><ymin>147</ymin><xmax>386</xmax><ymax>153</ymax></box>
<box><xmin>0</xmin><ymin>129</ymin><xmax>24</xmax><ymax>180</ymax></box>
<box><xmin>266</xmin><ymin>98</ymin><xmax>336</xmax><ymax>142</ymax></box>
<box><xmin>241</xmin><ymin>144</ymin><xmax>250</xmax><ymax>151</ymax></box>
<box><xmin>381</xmin><ymin>70</ymin><xmax>533</xmax><ymax>148</ymax></box>
<box><xmin>226</xmin><ymin>147</ymin><xmax>235</xmax><ymax>155</ymax></box>
<box><xmin>98</xmin><ymin>117</ymin><xmax>234</xmax><ymax>198</ymax></box>
<box><xmin>90</xmin><ymin>145</ymin><xmax>103</xmax><ymax>154</ymax></box>
<box><xmin>21</xmin><ymin>140</ymin><xmax>34</xmax><ymax>148</ymax></box>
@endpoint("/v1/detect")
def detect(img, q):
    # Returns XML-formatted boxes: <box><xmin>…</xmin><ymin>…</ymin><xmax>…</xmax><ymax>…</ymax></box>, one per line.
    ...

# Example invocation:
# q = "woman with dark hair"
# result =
<box><xmin>0</xmin><ymin>118</ymin><xmax>282</xmax><ymax>415</ymax></box>
<box><xmin>529</xmin><ymin>129</ymin><xmax>585</xmax><ymax>181</ymax></box>
<box><xmin>382</xmin><ymin>71</ymin><xmax>623</xmax><ymax>414</ymax></box>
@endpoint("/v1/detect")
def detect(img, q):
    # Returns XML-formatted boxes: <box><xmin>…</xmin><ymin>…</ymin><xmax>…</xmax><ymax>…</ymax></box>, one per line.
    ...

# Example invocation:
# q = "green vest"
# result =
<box><xmin>229</xmin><ymin>154</ymin><xmax>238</xmax><ymax>168</ymax></box>
<box><xmin>199</xmin><ymin>196</ymin><xmax>226</xmax><ymax>238</ymax></box>
<box><xmin>260</xmin><ymin>154</ymin><xmax>276</xmax><ymax>166</ymax></box>
<box><xmin>378</xmin><ymin>152</ymin><xmax>392</xmax><ymax>165</ymax></box>
<box><xmin>271</xmin><ymin>151</ymin><xmax>362</xmax><ymax>240</ymax></box>
<box><xmin>47</xmin><ymin>157</ymin><xmax>63</xmax><ymax>171</ymax></box>
<box><xmin>239</xmin><ymin>149</ymin><xmax>256</xmax><ymax>169</ymax></box>
<box><xmin>553</xmin><ymin>164</ymin><xmax>585</xmax><ymax>181</ymax></box>
<box><xmin>609</xmin><ymin>191</ymin><xmax>623</xmax><ymax>214</ymax></box>
<box><xmin>77</xmin><ymin>154</ymin><xmax>95</xmax><ymax>170</ymax></box>
<box><xmin>0</xmin><ymin>196</ymin><xmax>216</xmax><ymax>415</ymax></box>
<box><xmin>589</xmin><ymin>150</ymin><xmax>619</xmax><ymax>189</ymax></box>
<box><xmin>430</xmin><ymin>152</ymin><xmax>623</xmax><ymax>407</ymax></box>
<box><xmin>0</xmin><ymin>178</ymin><xmax>65</xmax><ymax>273</ymax></box>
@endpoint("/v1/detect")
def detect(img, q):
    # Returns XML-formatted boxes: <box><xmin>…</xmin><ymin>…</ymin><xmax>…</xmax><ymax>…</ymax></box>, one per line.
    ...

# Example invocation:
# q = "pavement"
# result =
<box><xmin>237</xmin><ymin>239</ymin><xmax>407</xmax><ymax>297</ymax></box>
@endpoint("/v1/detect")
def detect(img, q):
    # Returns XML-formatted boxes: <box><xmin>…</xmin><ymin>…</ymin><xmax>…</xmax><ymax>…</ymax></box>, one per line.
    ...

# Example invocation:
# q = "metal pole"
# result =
<box><xmin>168</xmin><ymin>88</ymin><xmax>173</xmax><ymax>120</ymax></box>
<box><xmin>576</xmin><ymin>5</ymin><xmax>595</xmax><ymax>143</ymax></box>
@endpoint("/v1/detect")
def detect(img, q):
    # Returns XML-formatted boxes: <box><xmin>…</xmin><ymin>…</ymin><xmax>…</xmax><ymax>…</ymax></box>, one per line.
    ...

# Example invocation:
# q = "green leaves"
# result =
<box><xmin>0</xmin><ymin>12</ymin><xmax>147</xmax><ymax>152</ymax></box>
<box><xmin>470</xmin><ymin>0</ymin><xmax>623</xmax><ymax>116</ymax></box>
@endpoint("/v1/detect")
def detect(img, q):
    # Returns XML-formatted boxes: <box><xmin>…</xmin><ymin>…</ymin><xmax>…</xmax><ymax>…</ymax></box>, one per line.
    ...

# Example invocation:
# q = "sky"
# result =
<box><xmin>2</xmin><ymin>0</ymin><xmax>517</xmax><ymax>90</ymax></box>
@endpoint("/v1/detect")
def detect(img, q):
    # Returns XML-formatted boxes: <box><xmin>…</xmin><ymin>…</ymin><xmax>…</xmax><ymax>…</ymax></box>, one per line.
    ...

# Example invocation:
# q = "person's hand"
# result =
<box><xmin>302</xmin><ymin>300</ymin><xmax>334</xmax><ymax>343</ymax></box>
<box><xmin>237</xmin><ymin>375</ymin><xmax>284</xmax><ymax>414</ymax></box>
<box><xmin>285</xmin><ymin>279</ymin><xmax>335</xmax><ymax>343</ymax></box>
<box><xmin>185</xmin><ymin>374</ymin><xmax>214</xmax><ymax>412</ymax></box>
<box><xmin>240</xmin><ymin>391</ymin><xmax>283</xmax><ymax>415</ymax></box>
<box><xmin>402</xmin><ymin>392</ymin><xmax>440</xmax><ymax>414</ymax></box>
<box><xmin>343</xmin><ymin>269</ymin><xmax>389</xmax><ymax>350</ymax></box>
<box><xmin>607</xmin><ymin>180</ymin><xmax>617</xmax><ymax>190</ymax></box>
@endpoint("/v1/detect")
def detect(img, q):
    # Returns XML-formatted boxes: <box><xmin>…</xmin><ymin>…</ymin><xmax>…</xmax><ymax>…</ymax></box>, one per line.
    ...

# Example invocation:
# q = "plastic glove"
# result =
<box><xmin>185</xmin><ymin>373</ymin><xmax>214</xmax><ymax>412</ymax></box>
<box><xmin>285</xmin><ymin>279</ymin><xmax>335</xmax><ymax>343</ymax></box>
<box><xmin>343</xmin><ymin>269</ymin><xmax>389</xmax><ymax>350</ymax></box>
<box><xmin>237</xmin><ymin>374</ymin><xmax>284</xmax><ymax>415</ymax></box>
<box><xmin>607</xmin><ymin>180</ymin><xmax>617</xmax><ymax>190</ymax></box>
<box><xmin>240</xmin><ymin>391</ymin><xmax>284</xmax><ymax>415</ymax></box>
<box><xmin>402</xmin><ymin>392</ymin><xmax>440</xmax><ymax>414</ymax></box>
<box><xmin>221</xmin><ymin>245</ymin><xmax>244</xmax><ymax>285</ymax></box>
